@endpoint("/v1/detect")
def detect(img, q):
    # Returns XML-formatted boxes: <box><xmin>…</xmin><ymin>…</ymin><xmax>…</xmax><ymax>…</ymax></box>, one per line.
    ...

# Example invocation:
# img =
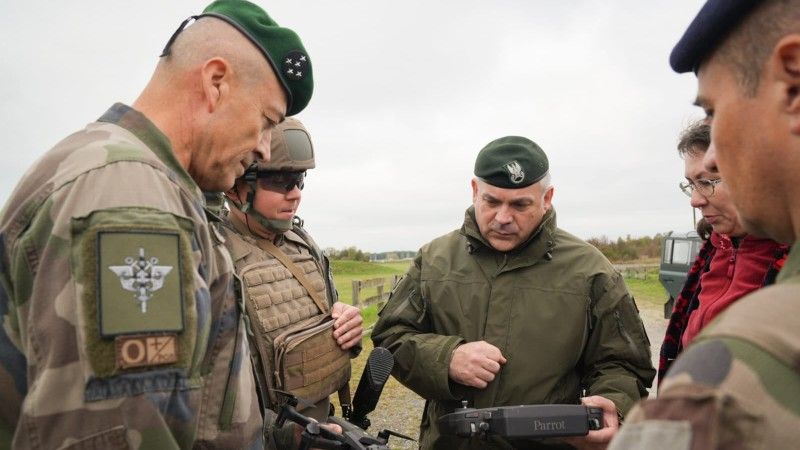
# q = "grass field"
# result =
<box><xmin>330</xmin><ymin>260</ymin><xmax>411</xmax><ymax>329</ymax></box>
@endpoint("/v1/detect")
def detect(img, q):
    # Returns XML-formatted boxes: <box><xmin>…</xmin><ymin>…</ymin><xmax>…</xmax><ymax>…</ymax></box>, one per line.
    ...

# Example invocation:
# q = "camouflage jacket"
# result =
<box><xmin>0</xmin><ymin>104</ymin><xmax>263</xmax><ymax>449</ymax></box>
<box><xmin>372</xmin><ymin>208</ymin><xmax>655</xmax><ymax>450</ymax></box>
<box><xmin>609</xmin><ymin>241</ymin><xmax>800</xmax><ymax>450</ymax></box>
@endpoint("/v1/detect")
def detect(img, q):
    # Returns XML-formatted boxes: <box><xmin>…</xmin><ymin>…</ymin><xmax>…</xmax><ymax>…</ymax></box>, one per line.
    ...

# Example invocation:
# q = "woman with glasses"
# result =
<box><xmin>658</xmin><ymin>121</ymin><xmax>789</xmax><ymax>386</ymax></box>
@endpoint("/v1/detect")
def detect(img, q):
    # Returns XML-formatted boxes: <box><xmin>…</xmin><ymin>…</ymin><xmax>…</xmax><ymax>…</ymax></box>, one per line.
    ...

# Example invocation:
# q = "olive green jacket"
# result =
<box><xmin>372</xmin><ymin>208</ymin><xmax>655</xmax><ymax>449</ymax></box>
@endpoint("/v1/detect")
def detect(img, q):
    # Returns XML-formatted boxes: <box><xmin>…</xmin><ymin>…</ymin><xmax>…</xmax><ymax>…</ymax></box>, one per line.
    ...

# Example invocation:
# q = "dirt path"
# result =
<box><xmin>355</xmin><ymin>303</ymin><xmax>667</xmax><ymax>448</ymax></box>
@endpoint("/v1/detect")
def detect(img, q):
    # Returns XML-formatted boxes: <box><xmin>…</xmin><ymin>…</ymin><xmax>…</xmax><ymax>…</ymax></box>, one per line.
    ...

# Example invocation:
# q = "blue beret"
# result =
<box><xmin>670</xmin><ymin>0</ymin><xmax>762</xmax><ymax>73</ymax></box>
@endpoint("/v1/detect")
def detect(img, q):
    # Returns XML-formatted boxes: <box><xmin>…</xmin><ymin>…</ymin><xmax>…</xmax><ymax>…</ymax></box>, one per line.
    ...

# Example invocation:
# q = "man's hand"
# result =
<box><xmin>292</xmin><ymin>421</ymin><xmax>343</xmax><ymax>449</ymax></box>
<box><xmin>331</xmin><ymin>302</ymin><xmax>363</xmax><ymax>350</ymax></box>
<box><xmin>448</xmin><ymin>341</ymin><xmax>507</xmax><ymax>388</ymax></box>
<box><xmin>560</xmin><ymin>395</ymin><xmax>619</xmax><ymax>450</ymax></box>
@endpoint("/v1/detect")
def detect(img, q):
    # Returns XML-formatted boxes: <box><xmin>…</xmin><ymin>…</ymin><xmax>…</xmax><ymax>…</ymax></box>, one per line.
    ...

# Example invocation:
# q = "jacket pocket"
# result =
<box><xmin>61</xmin><ymin>425</ymin><xmax>131</xmax><ymax>450</ymax></box>
<box><xmin>613</xmin><ymin>307</ymin><xmax>650</xmax><ymax>366</ymax></box>
<box><xmin>273</xmin><ymin>314</ymin><xmax>350</xmax><ymax>405</ymax></box>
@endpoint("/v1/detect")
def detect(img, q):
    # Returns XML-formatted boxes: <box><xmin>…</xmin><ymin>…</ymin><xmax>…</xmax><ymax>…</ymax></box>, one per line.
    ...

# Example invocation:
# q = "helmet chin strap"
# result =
<box><xmin>232</xmin><ymin>170</ymin><xmax>293</xmax><ymax>234</ymax></box>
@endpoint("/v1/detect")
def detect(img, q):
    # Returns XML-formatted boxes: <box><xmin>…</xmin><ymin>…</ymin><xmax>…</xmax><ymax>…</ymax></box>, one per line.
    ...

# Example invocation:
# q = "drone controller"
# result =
<box><xmin>438</xmin><ymin>402</ymin><xmax>604</xmax><ymax>439</ymax></box>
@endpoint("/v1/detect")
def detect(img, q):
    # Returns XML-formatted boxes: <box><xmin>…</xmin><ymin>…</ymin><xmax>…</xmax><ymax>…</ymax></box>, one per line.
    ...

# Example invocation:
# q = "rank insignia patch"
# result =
<box><xmin>283</xmin><ymin>50</ymin><xmax>309</xmax><ymax>81</ymax></box>
<box><xmin>98</xmin><ymin>231</ymin><xmax>185</xmax><ymax>337</ymax></box>
<box><xmin>115</xmin><ymin>334</ymin><xmax>179</xmax><ymax>369</ymax></box>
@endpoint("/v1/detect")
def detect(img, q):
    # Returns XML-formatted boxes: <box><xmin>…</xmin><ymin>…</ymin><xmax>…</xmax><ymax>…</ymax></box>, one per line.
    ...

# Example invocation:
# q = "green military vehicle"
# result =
<box><xmin>659</xmin><ymin>231</ymin><xmax>703</xmax><ymax>318</ymax></box>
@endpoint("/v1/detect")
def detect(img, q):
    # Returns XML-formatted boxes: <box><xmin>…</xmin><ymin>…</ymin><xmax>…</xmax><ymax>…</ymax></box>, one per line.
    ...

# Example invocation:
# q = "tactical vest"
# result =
<box><xmin>222</xmin><ymin>221</ymin><xmax>350</xmax><ymax>417</ymax></box>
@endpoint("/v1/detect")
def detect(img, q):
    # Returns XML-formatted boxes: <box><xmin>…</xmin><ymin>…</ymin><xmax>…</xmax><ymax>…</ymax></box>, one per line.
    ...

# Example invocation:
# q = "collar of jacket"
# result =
<box><xmin>98</xmin><ymin>103</ymin><xmax>199</xmax><ymax>198</ymax></box>
<box><xmin>460</xmin><ymin>206</ymin><xmax>558</xmax><ymax>269</ymax></box>
<box><xmin>225</xmin><ymin>213</ymin><xmax>309</xmax><ymax>260</ymax></box>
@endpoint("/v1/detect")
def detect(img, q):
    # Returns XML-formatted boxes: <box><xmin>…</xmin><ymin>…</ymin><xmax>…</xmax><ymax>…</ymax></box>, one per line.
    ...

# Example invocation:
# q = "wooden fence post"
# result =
<box><xmin>352</xmin><ymin>280</ymin><xmax>360</xmax><ymax>306</ymax></box>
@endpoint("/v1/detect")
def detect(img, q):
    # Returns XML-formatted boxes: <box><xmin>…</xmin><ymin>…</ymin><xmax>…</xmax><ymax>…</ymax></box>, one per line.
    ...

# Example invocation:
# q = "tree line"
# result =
<box><xmin>585</xmin><ymin>234</ymin><xmax>664</xmax><ymax>263</ymax></box>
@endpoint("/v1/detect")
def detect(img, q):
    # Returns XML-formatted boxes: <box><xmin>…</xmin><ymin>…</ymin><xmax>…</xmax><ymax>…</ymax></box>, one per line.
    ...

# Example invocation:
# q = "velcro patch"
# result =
<box><xmin>99</xmin><ymin>231</ymin><xmax>184</xmax><ymax>336</ymax></box>
<box><xmin>71</xmin><ymin>207</ymin><xmax>197</xmax><ymax>378</ymax></box>
<box><xmin>115</xmin><ymin>334</ymin><xmax>179</xmax><ymax>369</ymax></box>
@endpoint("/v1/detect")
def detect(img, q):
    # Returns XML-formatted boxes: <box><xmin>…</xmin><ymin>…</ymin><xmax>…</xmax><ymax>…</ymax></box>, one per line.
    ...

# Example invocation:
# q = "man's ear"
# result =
<box><xmin>200</xmin><ymin>57</ymin><xmax>231</xmax><ymax>113</ymax></box>
<box><xmin>774</xmin><ymin>35</ymin><xmax>800</xmax><ymax>135</ymax></box>
<box><xmin>542</xmin><ymin>186</ymin><xmax>555</xmax><ymax>211</ymax></box>
<box><xmin>471</xmin><ymin>178</ymin><xmax>479</xmax><ymax>203</ymax></box>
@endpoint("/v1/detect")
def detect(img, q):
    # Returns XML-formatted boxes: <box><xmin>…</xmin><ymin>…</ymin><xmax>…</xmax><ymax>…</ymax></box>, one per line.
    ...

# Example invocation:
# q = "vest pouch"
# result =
<box><xmin>273</xmin><ymin>313</ymin><xmax>351</xmax><ymax>405</ymax></box>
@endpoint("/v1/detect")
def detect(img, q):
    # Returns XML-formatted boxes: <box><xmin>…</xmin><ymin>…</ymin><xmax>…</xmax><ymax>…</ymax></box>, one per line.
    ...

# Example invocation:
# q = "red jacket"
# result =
<box><xmin>658</xmin><ymin>231</ymin><xmax>788</xmax><ymax>385</ymax></box>
<box><xmin>681</xmin><ymin>233</ymin><xmax>786</xmax><ymax>347</ymax></box>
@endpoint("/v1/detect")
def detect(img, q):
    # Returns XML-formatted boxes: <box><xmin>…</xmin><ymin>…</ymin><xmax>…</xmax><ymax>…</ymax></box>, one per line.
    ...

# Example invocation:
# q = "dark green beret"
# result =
<box><xmin>162</xmin><ymin>0</ymin><xmax>313</xmax><ymax>115</ymax></box>
<box><xmin>474</xmin><ymin>136</ymin><xmax>549</xmax><ymax>189</ymax></box>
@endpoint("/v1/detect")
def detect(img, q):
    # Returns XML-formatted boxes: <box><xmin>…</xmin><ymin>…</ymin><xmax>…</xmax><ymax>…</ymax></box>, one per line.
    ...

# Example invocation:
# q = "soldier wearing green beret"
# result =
<box><xmin>372</xmin><ymin>136</ymin><xmax>655</xmax><ymax>449</ymax></box>
<box><xmin>221</xmin><ymin>118</ymin><xmax>364</xmax><ymax>448</ymax></box>
<box><xmin>0</xmin><ymin>1</ymin><xmax>313</xmax><ymax>448</ymax></box>
<box><xmin>609</xmin><ymin>1</ymin><xmax>800</xmax><ymax>449</ymax></box>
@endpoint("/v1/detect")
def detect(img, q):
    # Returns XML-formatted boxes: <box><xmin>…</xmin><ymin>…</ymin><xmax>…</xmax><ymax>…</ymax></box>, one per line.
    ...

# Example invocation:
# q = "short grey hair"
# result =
<box><xmin>538</xmin><ymin>172</ymin><xmax>552</xmax><ymax>190</ymax></box>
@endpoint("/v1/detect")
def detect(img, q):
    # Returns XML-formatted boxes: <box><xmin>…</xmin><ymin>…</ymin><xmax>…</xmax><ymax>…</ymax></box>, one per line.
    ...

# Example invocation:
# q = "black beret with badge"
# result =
<box><xmin>474</xmin><ymin>136</ymin><xmax>549</xmax><ymax>189</ymax></box>
<box><xmin>670</xmin><ymin>0</ymin><xmax>762</xmax><ymax>73</ymax></box>
<box><xmin>161</xmin><ymin>0</ymin><xmax>313</xmax><ymax>115</ymax></box>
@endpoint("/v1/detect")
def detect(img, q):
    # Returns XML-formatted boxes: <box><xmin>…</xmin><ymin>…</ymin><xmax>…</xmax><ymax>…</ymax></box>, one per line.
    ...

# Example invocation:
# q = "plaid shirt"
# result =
<box><xmin>657</xmin><ymin>233</ymin><xmax>789</xmax><ymax>386</ymax></box>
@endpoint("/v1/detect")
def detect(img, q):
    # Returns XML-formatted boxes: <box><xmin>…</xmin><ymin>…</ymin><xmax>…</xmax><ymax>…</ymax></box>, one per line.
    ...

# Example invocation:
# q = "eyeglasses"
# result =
<box><xmin>679</xmin><ymin>179</ymin><xmax>723</xmax><ymax>198</ymax></box>
<box><xmin>257</xmin><ymin>171</ymin><xmax>306</xmax><ymax>193</ymax></box>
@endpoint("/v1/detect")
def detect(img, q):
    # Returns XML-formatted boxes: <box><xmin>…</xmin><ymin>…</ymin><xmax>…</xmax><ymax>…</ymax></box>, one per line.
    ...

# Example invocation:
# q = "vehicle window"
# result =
<box><xmin>663</xmin><ymin>239</ymin><xmax>673</xmax><ymax>264</ymax></box>
<box><xmin>672</xmin><ymin>241</ymin><xmax>692</xmax><ymax>265</ymax></box>
<box><xmin>691</xmin><ymin>241</ymin><xmax>701</xmax><ymax>261</ymax></box>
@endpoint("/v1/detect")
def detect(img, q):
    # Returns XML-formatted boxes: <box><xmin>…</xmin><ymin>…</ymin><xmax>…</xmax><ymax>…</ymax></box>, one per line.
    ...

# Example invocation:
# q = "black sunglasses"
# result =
<box><xmin>256</xmin><ymin>171</ymin><xmax>305</xmax><ymax>193</ymax></box>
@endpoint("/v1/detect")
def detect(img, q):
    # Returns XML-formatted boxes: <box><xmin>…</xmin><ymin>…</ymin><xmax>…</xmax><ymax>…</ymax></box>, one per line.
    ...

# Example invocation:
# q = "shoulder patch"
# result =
<box><xmin>71</xmin><ymin>207</ymin><xmax>197</xmax><ymax>378</ymax></box>
<box><xmin>665</xmin><ymin>339</ymin><xmax>732</xmax><ymax>387</ymax></box>
<box><xmin>100</xmin><ymin>233</ymin><xmax>183</xmax><ymax>335</ymax></box>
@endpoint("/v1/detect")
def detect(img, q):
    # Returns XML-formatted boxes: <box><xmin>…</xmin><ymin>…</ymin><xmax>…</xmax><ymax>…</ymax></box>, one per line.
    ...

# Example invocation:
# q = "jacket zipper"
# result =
<box><xmin>614</xmin><ymin>310</ymin><xmax>644</xmax><ymax>362</ymax></box>
<box><xmin>726</xmin><ymin>246</ymin><xmax>738</xmax><ymax>279</ymax></box>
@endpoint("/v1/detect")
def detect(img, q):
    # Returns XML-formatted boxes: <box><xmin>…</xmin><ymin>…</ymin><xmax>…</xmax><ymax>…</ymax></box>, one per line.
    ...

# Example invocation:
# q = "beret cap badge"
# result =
<box><xmin>505</xmin><ymin>161</ymin><xmax>525</xmax><ymax>184</ymax></box>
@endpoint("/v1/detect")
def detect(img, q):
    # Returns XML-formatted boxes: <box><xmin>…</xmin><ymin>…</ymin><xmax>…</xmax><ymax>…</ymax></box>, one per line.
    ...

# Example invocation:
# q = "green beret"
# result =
<box><xmin>162</xmin><ymin>0</ymin><xmax>313</xmax><ymax>116</ymax></box>
<box><xmin>257</xmin><ymin>117</ymin><xmax>315</xmax><ymax>172</ymax></box>
<box><xmin>474</xmin><ymin>136</ymin><xmax>549</xmax><ymax>189</ymax></box>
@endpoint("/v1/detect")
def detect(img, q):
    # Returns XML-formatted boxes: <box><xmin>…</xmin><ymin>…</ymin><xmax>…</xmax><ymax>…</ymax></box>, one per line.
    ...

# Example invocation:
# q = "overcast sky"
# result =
<box><xmin>1</xmin><ymin>0</ymin><xmax>706</xmax><ymax>253</ymax></box>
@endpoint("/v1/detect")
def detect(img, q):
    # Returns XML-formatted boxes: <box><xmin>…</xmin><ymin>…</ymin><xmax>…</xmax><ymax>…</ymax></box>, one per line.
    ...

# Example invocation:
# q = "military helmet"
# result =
<box><xmin>232</xmin><ymin>117</ymin><xmax>315</xmax><ymax>234</ymax></box>
<box><xmin>257</xmin><ymin>117</ymin><xmax>315</xmax><ymax>172</ymax></box>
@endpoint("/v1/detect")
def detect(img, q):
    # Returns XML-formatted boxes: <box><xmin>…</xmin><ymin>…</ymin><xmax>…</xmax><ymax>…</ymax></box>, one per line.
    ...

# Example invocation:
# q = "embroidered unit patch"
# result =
<box><xmin>115</xmin><ymin>334</ymin><xmax>179</xmax><ymax>369</ymax></box>
<box><xmin>98</xmin><ymin>231</ymin><xmax>184</xmax><ymax>337</ymax></box>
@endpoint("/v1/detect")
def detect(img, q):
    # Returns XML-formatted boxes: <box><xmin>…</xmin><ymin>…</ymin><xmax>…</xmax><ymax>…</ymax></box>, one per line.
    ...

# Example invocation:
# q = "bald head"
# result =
<box><xmin>157</xmin><ymin>17</ymin><xmax>276</xmax><ymax>91</ymax></box>
<box><xmin>134</xmin><ymin>16</ymin><xmax>288</xmax><ymax>192</ymax></box>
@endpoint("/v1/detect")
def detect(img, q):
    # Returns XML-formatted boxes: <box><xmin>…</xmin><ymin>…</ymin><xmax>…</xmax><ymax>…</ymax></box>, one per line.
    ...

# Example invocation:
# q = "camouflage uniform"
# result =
<box><xmin>0</xmin><ymin>104</ymin><xmax>263</xmax><ymax>449</ymax></box>
<box><xmin>609</xmin><ymin>240</ymin><xmax>800</xmax><ymax>450</ymax></box>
